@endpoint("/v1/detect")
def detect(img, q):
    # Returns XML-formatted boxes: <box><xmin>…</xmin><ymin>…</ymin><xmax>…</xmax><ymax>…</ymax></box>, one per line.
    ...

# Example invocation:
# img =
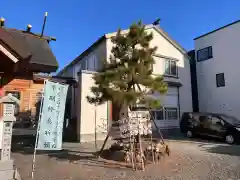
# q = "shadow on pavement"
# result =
<box><xmin>12</xmin><ymin>144</ymin><xmax>99</xmax><ymax>161</ymax></box>
<box><xmin>12</xmin><ymin>141</ymin><xmax>99</xmax><ymax>162</ymax></box>
<box><xmin>82</xmin><ymin>161</ymin><xmax>132</xmax><ymax>170</ymax></box>
<box><xmin>161</xmin><ymin>129</ymin><xmax>240</xmax><ymax>157</ymax></box>
<box><xmin>47</xmin><ymin>149</ymin><xmax>98</xmax><ymax>162</ymax></box>
<box><xmin>154</xmin><ymin>128</ymin><xmax>226</xmax><ymax>144</ymax></box>
<box><xmin>47</xmin><ymin>149</ymin><xmax>132</xmax><ymax>170</ymax></box>
<box><xmin>153</xmin><ymin>128</ymin><xmax>191</xmax><ymax>141</ymax></box>
<box><xmin>199</xmin><ymin>144</ymin><xmax>240</xmax><ymax>157</ymax></box>
<box><xmin>12</xmin><ymin>141</ymin><xmax>131</xmax><ymax>170</ymax></box>
<box><xmin>12</xmin><ymin>144</ymin><xmax>65</xmax><ymax>155</ymax></box>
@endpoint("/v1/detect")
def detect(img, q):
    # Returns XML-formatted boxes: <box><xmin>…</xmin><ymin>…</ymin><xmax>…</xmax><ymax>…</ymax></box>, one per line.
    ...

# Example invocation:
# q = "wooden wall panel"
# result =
<box><xmin>21</xmin><ymin>91</ymin><xmax>30</xmax><ymax>112</ymax></box>
<box><xmin>4</xmin><ymin>79</ymin><xmax>31</xmax><ymax>90</ymax></box>
<box><xmin>1</xmin><ymin>78</ymin><xmax>44</xmax><ymax>120</ymax></box>
<box><xmin>29</xmin><ymin>88</ymin><xmax>42</xmax><ymax>117</ymax></box>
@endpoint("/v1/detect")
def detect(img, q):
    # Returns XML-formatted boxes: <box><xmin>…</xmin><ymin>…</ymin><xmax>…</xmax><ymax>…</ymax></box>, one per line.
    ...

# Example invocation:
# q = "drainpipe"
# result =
<box><xmin>177</xmin><ymin>87</ymin><xmax>181</xmax><ymax>122</ymax></box>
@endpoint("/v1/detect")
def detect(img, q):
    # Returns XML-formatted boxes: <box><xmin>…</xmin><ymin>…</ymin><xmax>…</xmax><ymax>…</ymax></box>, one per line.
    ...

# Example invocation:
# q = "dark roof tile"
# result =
<box><xmin>0</xmin><ymin>28</ymin><xmax>58</xmax><ymax>72</ymax></box>
<box><xmin>0</xmin><ymin>28</ymin><xmax>30</xmax><ymax>59</ymax></box>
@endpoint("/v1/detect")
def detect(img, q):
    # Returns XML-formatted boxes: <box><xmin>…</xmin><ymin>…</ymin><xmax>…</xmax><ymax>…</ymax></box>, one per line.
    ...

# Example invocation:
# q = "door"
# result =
<box><xmin>152</xmin><ymin>87</ymin><xmax>179</xmax><ymax>128</ymax></box>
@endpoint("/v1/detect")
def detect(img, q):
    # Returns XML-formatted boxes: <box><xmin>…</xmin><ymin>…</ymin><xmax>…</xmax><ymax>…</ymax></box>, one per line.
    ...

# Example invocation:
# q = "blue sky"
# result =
<box><xmin>1</xmin><ymin>1</ymin><xmax>240</xmax><ymax>71</ymax></box>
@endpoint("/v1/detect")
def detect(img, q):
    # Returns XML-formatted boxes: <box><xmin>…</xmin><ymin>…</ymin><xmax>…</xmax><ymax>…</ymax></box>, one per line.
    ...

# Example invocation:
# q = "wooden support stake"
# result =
<box><xmin>139</xmin><ymin>133</ymin><xmax>145</xmax><ymax>171</ymax></box>
<box><xmin>98</xmin><ymin>131</ymin><xmax>110</xmax><ymax>157</ymax></box>
<box><xmin>135</xmin><ymin>83</ymin><xmax>165</xmax><ymax>144</ymax></box>
<box><xmin>137</xmin><ymin>112</ymin><xmax>145</xmax><ymax>171</ymax></box>
<box><xmin>151</xmin><ymin>117</ymin><xmax>165</xmax><ymax>144</ymax></box>
<box><xmin>130</xmin><ymin>135</ymin><xmax>135</xmax><ymax>170</ymax></box>
<box><xmin>132</xmin><ymin>136</ymin><xmax>137</xmax><ymax>171</ymax></box>
<box><xmin>150</xmin><ymin>132</ymin><xmax>155</xmax><ymax>164</ymax></box>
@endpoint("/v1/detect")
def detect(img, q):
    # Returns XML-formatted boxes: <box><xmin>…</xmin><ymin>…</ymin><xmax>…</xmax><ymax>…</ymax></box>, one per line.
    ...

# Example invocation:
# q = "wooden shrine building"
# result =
<box><xmin>0</xmin><ymin>17</ymin><xmax>59</xmax><ymax>120</ymax></box>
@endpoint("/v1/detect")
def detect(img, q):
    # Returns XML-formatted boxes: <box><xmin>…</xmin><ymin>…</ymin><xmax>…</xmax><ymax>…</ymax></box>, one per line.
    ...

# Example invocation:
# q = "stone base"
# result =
<box><xmin>0</xmin><ymin>159</ymin><xmax>16</xmax><ymax>180</ymax></box>
<box><xmin>77</xmin><ymin>132</ymin><xmax>108</xmax><ymax>143</ymax></box>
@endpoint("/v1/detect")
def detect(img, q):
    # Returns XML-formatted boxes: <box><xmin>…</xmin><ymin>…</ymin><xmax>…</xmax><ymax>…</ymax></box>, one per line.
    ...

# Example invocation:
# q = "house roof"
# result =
<box><xmin>0</xmin><ymin>28</ymin><xmax>30</xmax><ymax>59</ymax></box>
<box><xmin>0</xmin><ymin>27</ymin><xmax>58</xmax><ymax>72</ymax></box>
<box><xmin>58</xmin><ymin>24</ymin><xmax>188</xmax><ymax>75</ymax></box>
<box><xmin>57</xmin><ymin>35</ymin><xmax>106</xmax><ymax>75</ymax></box>
<box><xmin>194</xmin><ymin>19</ymin><xmax>240</xmax><ymax>40</ymax></box>
<box><xmin>152</xmin><ymin>25</ymin><xmax>188</xmax><ymax>55</ymax></box>
<box><xmin>105</xmin><ymin>24</ymin><xmax>188</xmax><ymax>54</ymax></box>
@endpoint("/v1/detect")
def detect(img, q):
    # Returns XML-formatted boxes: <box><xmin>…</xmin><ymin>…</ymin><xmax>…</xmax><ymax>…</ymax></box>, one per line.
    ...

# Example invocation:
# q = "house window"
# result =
<box><xmin>165</xmin><ymin>108</ymin><xmax>178</xmax><ymax>120</ymax></box>
<box><xmin>216</xmin><ymin>73</ymin><xmax>225</xmax><ymax>87</ymax></box>
<box><xmin>151</xmin><ymin>107</ymin><xmax>178</xmax><ymax>120</ymax></box>
<box><xmin>150</xmin><ymin>109</ymin><xmax>164</xmax><ymax>120</ymax></box>
<box><xmin>197</xmin><ymin>46</ymin><xmax>213</xmax><ymax>62</ymax></box>
<box><xmin>164</xmin><ymin>59</ymin><xmax>177</xmax><ymax>76</ymax></box>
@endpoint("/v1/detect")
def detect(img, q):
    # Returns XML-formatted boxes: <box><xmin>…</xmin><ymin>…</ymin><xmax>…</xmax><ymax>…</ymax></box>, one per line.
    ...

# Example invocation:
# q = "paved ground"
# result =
<box><xmin>12</xmin><ymin>138</ymin><xmax>240</xmax><ymax>180</ymax></box>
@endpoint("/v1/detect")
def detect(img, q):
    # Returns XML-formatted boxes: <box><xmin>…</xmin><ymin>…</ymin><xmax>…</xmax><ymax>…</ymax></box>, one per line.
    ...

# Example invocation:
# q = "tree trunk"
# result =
<box><xmin>112</xmin><ymin>102</ymin><xmax>122</xmax><ymax>122</ymax></box>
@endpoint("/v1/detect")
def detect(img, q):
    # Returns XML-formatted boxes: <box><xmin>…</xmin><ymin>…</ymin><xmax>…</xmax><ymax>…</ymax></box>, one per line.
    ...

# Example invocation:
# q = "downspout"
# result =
<box><xmin>177</xmin><ymin>87</ymin><xmax>181</xmax><ymax>124</ymax></box>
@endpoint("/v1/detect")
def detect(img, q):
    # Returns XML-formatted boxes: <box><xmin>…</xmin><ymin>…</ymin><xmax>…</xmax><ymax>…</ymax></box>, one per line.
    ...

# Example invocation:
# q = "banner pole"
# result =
<box><xmin>31</xmin><ymin>80</ymin><xmax>46</xmax><ymax>179</ymax></box>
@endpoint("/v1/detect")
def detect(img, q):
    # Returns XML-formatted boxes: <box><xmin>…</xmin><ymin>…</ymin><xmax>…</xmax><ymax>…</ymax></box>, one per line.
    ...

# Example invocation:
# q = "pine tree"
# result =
<box><xmin>87</xmin><ymin>21</ymin><xmax>168</xmax><ymax>121</ymax></box>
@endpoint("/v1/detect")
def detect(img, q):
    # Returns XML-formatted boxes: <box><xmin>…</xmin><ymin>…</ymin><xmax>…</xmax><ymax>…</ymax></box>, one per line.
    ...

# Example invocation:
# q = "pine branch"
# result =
<box><xmin>87</xmin><ymin>20</ymin><xmax>168</xmax><ymax>111</ymax></box>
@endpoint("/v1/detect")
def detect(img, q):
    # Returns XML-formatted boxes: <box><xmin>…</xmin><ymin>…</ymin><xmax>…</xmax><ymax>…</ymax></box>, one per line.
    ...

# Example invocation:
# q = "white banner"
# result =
<box><xmin>37</xmin><ymin>80</ymin><xmax>69</xmax><ymax>150</ymax></box>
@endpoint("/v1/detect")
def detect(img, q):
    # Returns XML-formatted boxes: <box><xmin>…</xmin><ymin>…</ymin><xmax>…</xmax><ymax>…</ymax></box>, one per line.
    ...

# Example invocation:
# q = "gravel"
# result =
<box><xmin>12</xmin><ymin>140</ymin><xmax>240</xmax><ymax>180</ymax></box>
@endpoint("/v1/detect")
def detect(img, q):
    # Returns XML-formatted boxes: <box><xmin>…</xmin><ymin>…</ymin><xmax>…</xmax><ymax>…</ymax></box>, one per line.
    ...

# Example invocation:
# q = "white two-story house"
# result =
<box><xmin>194</xmin><ymin>20</ymin><xmax>240</xmax><ymax>119</ymax></box>
<box><xmin>58</xmin><ymin>23</ymin><xmax>193</xmax><ymax>142</ymax></box>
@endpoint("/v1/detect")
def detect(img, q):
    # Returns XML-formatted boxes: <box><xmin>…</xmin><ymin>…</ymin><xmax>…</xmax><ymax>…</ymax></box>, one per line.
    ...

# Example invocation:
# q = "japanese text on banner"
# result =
<box><xmin>37</xmin><ymin>80</ymin><xmax>68</xmax><ymax>150</ymax></box>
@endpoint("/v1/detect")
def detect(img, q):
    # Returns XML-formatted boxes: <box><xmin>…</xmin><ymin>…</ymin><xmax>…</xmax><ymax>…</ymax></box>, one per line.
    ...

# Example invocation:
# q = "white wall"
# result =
<box><xmin>106</xmin><ymin>27</ymin><xmax>192</xmax><ymax>116</ymax></box>
<box><xmin>69</xmin><ymin>26</ymin><xmax>193</xmax><ymax>136</ymax></box>
<box><xmin>147</xmin><ymin>28</ymin><xmax>192</xmax><ymax>115</ymax></box>
<box><xmin>77</xmin><ymin>70</ymin><xmax>109</xmax><ymax>142</ymax></box>
<box><xmin>195</xmin><ymin>22</ymin><xmax>240</xmax><ymax>118</ymax></box>
<box><xmin>137</xmin><ymin>28</ymin><xmax>192</xmax><ymax>115</ymax></box>
<box><xmin>58</xmin><ymin>40</ymin><xmax>107</xmax><ymax>120</ymax></box>
<box><xmin>106</xmin><ymin>27</ymin><xmax>192</xmax><ymax>125</ymax></box>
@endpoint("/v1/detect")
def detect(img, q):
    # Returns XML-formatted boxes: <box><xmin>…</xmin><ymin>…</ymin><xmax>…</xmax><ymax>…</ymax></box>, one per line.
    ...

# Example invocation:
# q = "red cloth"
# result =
<box><xmin>0</xmin><ymin>88</ymin><xmax>3</xmax><ymax>97</ymax></box>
